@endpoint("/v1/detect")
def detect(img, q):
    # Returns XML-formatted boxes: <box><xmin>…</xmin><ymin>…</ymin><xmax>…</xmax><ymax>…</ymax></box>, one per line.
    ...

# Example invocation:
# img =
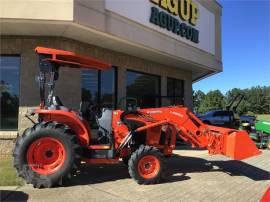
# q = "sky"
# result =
<box><xmin>193</xmin><ymin>0</ymin><xmax>270</xmax><ymax>94</ymax></box>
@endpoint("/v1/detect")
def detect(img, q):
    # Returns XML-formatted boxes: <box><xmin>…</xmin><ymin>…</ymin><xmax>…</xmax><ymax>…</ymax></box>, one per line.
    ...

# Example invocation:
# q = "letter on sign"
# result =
<box><xmin>179</xmin><ymin>0</ymin><xmax>190</xmax><ymax>22</ymax></box>
<box><xmin>167</xmin><ymin>0</ymin><xmax>178</xmax><ymax>15</ymax></box>
<box><xmin>190</xmin><ymin>1</ymin><xmax>199</xmax><ymax>25</ymax></box>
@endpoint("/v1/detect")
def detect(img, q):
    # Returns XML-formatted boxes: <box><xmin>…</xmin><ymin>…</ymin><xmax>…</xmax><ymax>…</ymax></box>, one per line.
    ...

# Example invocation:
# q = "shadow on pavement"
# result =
<box><xmin>66</xmin><ymin>153</ymin><xmax>269</xmax><ymax>187</ymax></box>
<box><xmin>167</xmin><ymin>155</ymin><xmax>270</xmax><ymax>181</ymax></box>
<box><xmin>0</xmin><ymin>190</ymin><xmax>28</xmax><ymax>202</ymax></box>
<box><xmin>67</xmin><ymin>163</ymin><xmax>130</xmax><ymax>186</ymax></box>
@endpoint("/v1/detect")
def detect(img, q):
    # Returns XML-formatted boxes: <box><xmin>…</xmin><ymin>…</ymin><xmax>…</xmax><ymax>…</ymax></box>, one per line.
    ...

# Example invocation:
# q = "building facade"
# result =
<box><xmin>0</xmin><ymin>0</ymin><xmax>222</xmax><ymax>137</ymax></box>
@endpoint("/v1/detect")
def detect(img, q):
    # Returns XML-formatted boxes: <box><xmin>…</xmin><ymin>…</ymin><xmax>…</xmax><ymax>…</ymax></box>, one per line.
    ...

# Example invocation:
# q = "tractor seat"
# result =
<box><xmin>91</xmin><ymin>108</ymin><xmax>113</xmax><ymax>145</ymax></box>
<box><xmin>96</xmin><ymin>108</ymin><xmax>113</xmax><ymax>134</ymax></box>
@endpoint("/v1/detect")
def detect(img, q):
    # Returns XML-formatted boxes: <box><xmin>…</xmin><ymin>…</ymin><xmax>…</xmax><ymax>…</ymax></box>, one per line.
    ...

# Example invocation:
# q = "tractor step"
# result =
<box><xmin>88</xmin><ymin>145</ymin><xmax>111</xmax><ymax>150</ymax></box>
<box><xmin>82</xmin><ymin>146</ymin><xmax>114</xmax><ymax>159</ymax></box>
<box><xmin>82</xmin><ymin>158</ymin><xmax>119</xmax><ymax>164</ymax></box>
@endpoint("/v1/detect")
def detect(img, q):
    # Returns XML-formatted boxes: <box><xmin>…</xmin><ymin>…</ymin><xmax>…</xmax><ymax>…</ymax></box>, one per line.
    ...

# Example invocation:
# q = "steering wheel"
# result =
<box><xmin>120</xmin><ymin>110</ymin><xmax>144</xmax><ymax>131</ymax></box>
<box><xmin>86</xmin><ymin>104</ymin><xmax>103</xmax><ymax>127</ymax></box>
<box><xmin>89</xmin><ymin>104</ymin><xmax>103</xmax><ymax>118</ymax></box>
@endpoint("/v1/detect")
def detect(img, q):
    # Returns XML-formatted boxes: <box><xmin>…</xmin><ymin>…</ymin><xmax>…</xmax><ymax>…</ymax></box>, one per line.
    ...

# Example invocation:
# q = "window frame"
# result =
<box><xmin>126</xmin><ymin>69</ymin><xmax>161</xmax><ymax>107</ymax></box>
<box><xmin>167</xmin><ymin>77</ymin><xmax>184</xmax><ymax>105</ymax></box>
<box><xmin>0</xmin><ymin>54</ymin><xmax>21</xmax><ymax>131</ymax></box>
<box><xmin>81</xmin><ymin>66</ymin><xmax>118</xmax><ymax>109</ymax></box>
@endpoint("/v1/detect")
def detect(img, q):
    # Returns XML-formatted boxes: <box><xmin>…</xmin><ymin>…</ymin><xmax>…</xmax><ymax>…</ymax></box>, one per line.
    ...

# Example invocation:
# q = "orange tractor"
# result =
<box><xmin>13</xmin><ymin>47</ymin><xmax>261</xmax><ymax>188</ymax></box>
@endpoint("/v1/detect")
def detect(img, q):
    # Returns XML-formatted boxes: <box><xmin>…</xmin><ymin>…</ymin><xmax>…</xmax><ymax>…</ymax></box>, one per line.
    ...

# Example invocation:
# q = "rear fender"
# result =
<box><xmin>35</xmin><ymin>108</ymin><xmax>90</xmax><ymax>146</ymax></box>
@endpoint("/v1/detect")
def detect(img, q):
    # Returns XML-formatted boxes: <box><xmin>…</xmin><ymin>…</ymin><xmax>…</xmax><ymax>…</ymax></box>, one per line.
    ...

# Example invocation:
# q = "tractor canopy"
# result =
<box><xmin>35</xmin><ymin>47</ymin><xmax>111</xmax><ymax>108</ymax></box>
<box><xmin>35</xmin><ymin>46</ymin><xmax>112</xmax><ymax>70</ymax></box>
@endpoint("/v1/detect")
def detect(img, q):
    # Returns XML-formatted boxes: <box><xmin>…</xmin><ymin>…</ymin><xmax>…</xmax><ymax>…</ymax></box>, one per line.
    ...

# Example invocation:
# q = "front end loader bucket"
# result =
<box><xmin>223</xmin><ymin>130</ymin><xmax>261</xmax><ymax>160</ymax></box>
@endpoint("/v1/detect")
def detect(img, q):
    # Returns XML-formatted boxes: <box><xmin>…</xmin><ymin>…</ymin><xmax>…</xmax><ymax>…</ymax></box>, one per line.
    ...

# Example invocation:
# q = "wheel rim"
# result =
<box><xmin>137</xmin><ymin>155</ymin><xmax>160</xmax><ymax>179</ymax></box>
<box><xmin>27</xmin><ymin>137</ymin><xmax>66</xmax><ymax>175</ymax></box>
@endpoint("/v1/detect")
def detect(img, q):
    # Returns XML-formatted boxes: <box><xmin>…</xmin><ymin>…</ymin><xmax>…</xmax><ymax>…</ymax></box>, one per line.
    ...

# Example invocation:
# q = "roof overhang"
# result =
<box><xmin>0</xmin><ymin>19</ymin><xmax>222</xmax><ymax>81</ymax></box>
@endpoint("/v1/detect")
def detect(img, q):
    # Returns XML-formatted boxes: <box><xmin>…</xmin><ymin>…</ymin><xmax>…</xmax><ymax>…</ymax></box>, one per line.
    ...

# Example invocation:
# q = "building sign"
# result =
<box><xmin>149</xmin><ymin>0</ymin><xmax>200</xmax><ymax>44</ymax></box>
<box><xmin>105</xmin><ymin>0</ymin><xmax>215</xmax><ymax>54</ymax></box>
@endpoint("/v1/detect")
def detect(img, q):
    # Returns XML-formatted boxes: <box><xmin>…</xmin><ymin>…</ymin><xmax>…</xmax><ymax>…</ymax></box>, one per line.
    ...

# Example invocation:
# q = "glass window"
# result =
<box><xmin>166</xmin><ymin>77</ymin><xmax>184</xmax><ymax>105</ymax></box>
<box><xmin>126</xmin><ymin>70</ymin><xmax>160</xmax><ymax>108</ymax></box>
<box><xmin>100</xmin><ymin>68</ymin><xmax>116</xmax><ymax>108</ymax></box>
<box><xmin>81</xmin><ymin>69</ymin><xmax>98</xmax><ymax>105</ymax></box>
<box><xmin>81</xmin><ymin>68</ymin><xmax>116</xmax><ymax>109</ymax></box>
<box><xmin>213</xmin><ymin>111</ymin><xmax>230</xmax><ymax>117</ymax></box>
<box><xmin>0</xmin><ymin>56</ymin><xmax>20</xmax><ymax>131</ymax></box>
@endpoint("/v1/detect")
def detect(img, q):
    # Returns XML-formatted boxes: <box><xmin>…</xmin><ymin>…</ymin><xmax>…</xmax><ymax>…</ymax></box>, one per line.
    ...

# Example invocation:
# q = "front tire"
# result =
<box><xmin>128</xmin><ymin>145</ymin><xmax>164</xmax><ymax>184</ymax></box>
<box><xmin>13</xmin><ymin>122</ymin><xmax>81</xmax><ymax>188</ymax></box>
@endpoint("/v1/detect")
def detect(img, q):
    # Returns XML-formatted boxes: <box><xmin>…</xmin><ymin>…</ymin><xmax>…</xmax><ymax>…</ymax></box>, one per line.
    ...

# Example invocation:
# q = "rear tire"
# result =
<box><xmin>128</xmin><ymin>145</ymin><xmax>164</xmax><ymax>185</ymax></box>
<box><xmin>13</xmin><ymin>122</ymin><xmax>81</xmax><ymax>188</ymax></box>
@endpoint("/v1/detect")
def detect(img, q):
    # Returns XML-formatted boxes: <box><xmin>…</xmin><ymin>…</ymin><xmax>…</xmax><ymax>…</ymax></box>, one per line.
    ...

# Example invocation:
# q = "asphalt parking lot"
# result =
<box><xmin>1</xmin><ymin>146</ymin><xmax>269</xmax><ymax>202</ymax></box>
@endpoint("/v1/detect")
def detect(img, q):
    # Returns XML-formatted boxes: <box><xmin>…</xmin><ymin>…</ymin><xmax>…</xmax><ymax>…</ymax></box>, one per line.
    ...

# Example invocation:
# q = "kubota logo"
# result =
<box><xmin>170</xmin><ymin>111</ymin><xmax>183</xmax><ymax>117</ymax></box>
<box><xmin>147</xmin><ymin>110</ymin><xmax>162</xmax><ymax>114</ymax></box>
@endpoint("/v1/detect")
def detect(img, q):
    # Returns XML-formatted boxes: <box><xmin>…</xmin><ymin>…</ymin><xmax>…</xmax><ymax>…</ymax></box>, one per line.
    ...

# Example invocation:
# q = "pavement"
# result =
<box><xmin>1</xmin><ymin>146</ymin><xmax>269</xmax><ymax>202</ymax></box>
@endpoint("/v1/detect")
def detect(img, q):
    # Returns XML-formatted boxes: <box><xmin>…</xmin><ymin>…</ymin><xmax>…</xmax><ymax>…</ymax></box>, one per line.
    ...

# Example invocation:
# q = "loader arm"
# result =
<box><xmin>134</xmin><ymin>106</ymin><xmax>261</xmax><ymax>160</ymax></box>
<box><xmin>171</xmin><ymin>109</ymin><xmax>261</xmax><ymax>160</ymax></box>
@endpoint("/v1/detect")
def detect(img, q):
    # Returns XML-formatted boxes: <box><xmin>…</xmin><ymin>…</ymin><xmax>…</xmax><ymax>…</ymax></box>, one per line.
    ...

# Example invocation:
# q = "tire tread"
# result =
<box><xmin>128</xmin><ymin>145</ymin><xmax>164</xmax><ymax>185</ymax></box>
<box><xmin>13</xmin><ymin>121</ymin><xmax>81</xmax><ymax>188</ymax></box>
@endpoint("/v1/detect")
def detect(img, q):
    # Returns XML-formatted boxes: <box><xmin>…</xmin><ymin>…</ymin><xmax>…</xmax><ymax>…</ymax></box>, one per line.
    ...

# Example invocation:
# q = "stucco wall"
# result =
<box><xmin>0</xmin><ymin>0</ymin><xmax>222</xmax><ymax>81</ymax></box>
<box><xmin>0</xmin><ymin>0</ymin><xmax>74</xmax><ymax>21</ymax></box>
<box><xmin>74</xmin><ymin>0</ymin><xmax>222</xmax><ymax>72</ymax></box>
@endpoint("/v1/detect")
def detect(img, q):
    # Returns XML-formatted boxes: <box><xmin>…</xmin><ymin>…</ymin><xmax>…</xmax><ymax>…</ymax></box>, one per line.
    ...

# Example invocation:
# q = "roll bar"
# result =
<box><xmin>35</xmin><ymin>46</ymin><xmax>112</xmax><ymax>108</ymax></box>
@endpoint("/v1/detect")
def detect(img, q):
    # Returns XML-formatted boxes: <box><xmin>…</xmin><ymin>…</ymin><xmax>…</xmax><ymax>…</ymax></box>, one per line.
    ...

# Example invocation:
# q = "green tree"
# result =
<box><xmin>225</xmin><ymin>88</ymin><xmax>248</xmax><ymax>115</ymax></box>
<box><xmin>193</xmin><ymin>90</ymin><xmax>205</xmax><ymax>113</ymax></box>
<box><xmin>247</xmin><ymin>86</ymin><xmax>270</xmax><ymax>114</ymax></box>
<box><xmin>198</xmin><ymin>90</ymin><xmax>225</xmax><ymax>113</ymax></box>
<box><xmin>195</xmin><ymin>86</ymin><xmax>270</xmax><ymax>115</ymax></box>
